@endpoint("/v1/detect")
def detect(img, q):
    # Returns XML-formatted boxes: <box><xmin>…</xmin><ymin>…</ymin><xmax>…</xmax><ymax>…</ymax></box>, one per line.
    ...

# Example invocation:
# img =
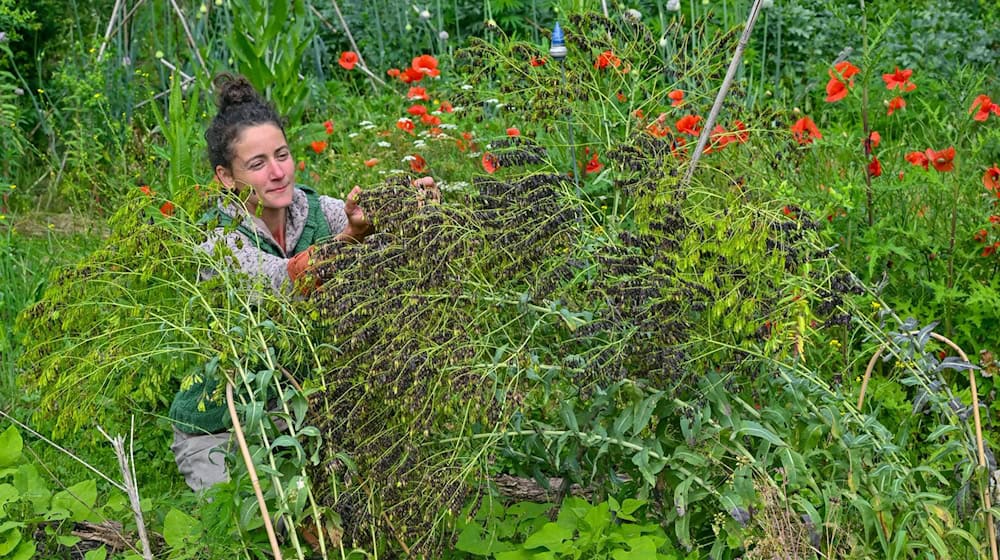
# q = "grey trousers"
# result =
<box><xmin>171</xmin><ymin>427</ymin><xmax>232</xmax><ymax>492</ymax></box>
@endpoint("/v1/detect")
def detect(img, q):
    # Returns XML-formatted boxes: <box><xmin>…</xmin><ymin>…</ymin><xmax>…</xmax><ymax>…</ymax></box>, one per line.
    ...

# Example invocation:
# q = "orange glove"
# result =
<box><xmin>287</xmin><ymin>246</ymin><xmax>315</xmax><ymax>287</ymax></box>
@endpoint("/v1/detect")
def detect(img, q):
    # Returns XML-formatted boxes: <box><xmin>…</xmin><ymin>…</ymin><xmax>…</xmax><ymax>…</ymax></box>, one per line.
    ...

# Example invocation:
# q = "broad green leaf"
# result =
<box><xmin>84</xmin><ymin>545</ymin><xmax>108</xmax><ymax>560</ymax></box>
<box><xmin>8</xmin><ymin>540</ymin><xmax>34</xmax><ymax>560</ymax></box>
<box><xmin>495</xmin><ymin>550</ymin><xmax>534</xmax><ymax>560</ymax></box>
<box><xmin>163</xmin><ymin>508</ymin><xmax>201</xmax><ymax>548</ymax></box>
<box><xmin>0</xmin><ymin>524</ymin><xmax>22</xmax><ymax>555</ymax></box>
<box><xmin>12</xmin><ymin>465</ymin><xmax>50</xmax><ymax>514</ymax></box>
<box><xmin>0</xmin><ymin>484</ymin><xmax>18</xmax><ymax>518</ymax></box>
<box><xmin>612</xmin><ymin>535</ymin><xmax>658</xmax><ymax>560</ymax></box>
<box><xmin>51</xmin><ymin>479</ymin><xmax>97</xmax><ymax>522</ymax></box>
<box><xmin>0</xmin><ymin>427</ymin><xmax>22</xmax><ymax>468</ymax></box>
<box><xmin>523</xmin><ymin>522</ymin><xmax>572</xmax><ymax>551</ymax></box>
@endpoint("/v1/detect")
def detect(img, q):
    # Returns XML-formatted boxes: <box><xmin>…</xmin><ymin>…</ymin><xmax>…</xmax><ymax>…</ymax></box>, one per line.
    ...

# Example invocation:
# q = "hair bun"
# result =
<box><xmin>213</xmin><ymin>73</ymin><xmax>260</xmax><ymax>111</ymax></box>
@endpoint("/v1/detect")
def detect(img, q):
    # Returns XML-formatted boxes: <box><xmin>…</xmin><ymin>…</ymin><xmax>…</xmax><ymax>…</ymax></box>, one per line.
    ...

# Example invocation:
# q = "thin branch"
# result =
<box><xmin>96</xmin><ymin>0</ymin><xmax>125</xmax><ymax>63</ymax></box>
<box><xmin>97</xmin><ymin>421</ymin><xmax>153</xmax><ymax>560</ymax></box>
<box><xmin>167</xmin><ymin>0</ymin><xmax>211</xmax><ymax>78</ymax></box>
<box><xmin>0</xmin><ymin>410</ymin><xmax>125</xmax><ymax>492</ymax></box>
<box><xmin>327</xmin><ymin>0</ymin><xmax>378</xmax><ymax>92</ymax></box>
<box><xmin>681</xmin><ymin>0</ymin><xmax>765</xmax><ymax>190</ymax></box>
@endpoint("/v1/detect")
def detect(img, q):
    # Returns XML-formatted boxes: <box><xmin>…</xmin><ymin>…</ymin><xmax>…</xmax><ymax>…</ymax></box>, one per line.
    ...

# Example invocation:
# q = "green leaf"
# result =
<box><xmin>0</xmin><ymin>523</ymin><xmax>23</xmax><ymax>556</ymax></box>
<box><xmin>0</xmin><ymin>484</ymin><xmax>18</xmax><ymax>518</ymax></box>
<box><xmin>163</xmin><ymin>508</ymin><xmax>201</xmax><ymax>548</ymax></box>
<box><xmin>495</xmin><ymin>550</ymin><xmax>534</xmax><ymax>560</ymax></box>
<box><xmin>8</xmin><ymin>540</ymin><xmax>34</xmax><ymax>560</ymax></box>
<box><xmin>0</xmin><ymin>427</ymin><xmax>22</xmax><ymax>468</ymax></box>
<box><xmin>523</xmin><ymin>522</ymin><xmax>572</xmax><ymax>551</ymax></box>
<box><xmin>612</xmin><ymin>535</ymin><xmax>658</xmax><ymax>560</ymax></box>
<box><xmin>84</xmin><ymin>545</ymin><xmax>108</xmax><ymax>560</ymax></box>
<box><xmin>734</xmin><ymin>421</ymin><xmax>787</xmax><ymax>447</ymax></box>
<box><xmin>51</xmin><ymin>479</ymin><xmax>97</xmax><ymax>522</ymax></box>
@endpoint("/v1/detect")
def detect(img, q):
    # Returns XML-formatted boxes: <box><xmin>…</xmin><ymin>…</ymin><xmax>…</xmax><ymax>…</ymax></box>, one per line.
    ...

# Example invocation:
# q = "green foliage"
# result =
<box><xmin>0</xmin><ymin>426</ymin><xmax>123</xmax><ymax>560</ymax></box>
<box><xmin>225</xmin><ymin>0</ymin><xmax>316</xmax><ymax>125</ymax></box>
<box><xmin>451</xmin><ymin>497</ymin><xmax>688</xmax><ymax>559</ymax></box>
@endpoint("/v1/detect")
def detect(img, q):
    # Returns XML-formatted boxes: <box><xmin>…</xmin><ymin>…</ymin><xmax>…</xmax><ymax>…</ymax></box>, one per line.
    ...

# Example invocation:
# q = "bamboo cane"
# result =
<box><xmin>857</xmin><ymin>333</ymin><xmax>997</xmax><ymax>560</ymax></box>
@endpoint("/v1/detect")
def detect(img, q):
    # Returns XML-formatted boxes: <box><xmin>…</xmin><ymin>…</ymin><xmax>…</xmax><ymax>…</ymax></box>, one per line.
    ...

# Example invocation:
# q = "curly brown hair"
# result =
<box><xmin>204</xmin><ymin>73</ymin><xmax>287</xmax><ymax>170</ymax></box>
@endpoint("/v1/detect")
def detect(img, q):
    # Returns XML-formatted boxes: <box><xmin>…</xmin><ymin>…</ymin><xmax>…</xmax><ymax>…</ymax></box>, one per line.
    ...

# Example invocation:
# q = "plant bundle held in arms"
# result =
<box><xmin>298</xmin><ymin>137</ymin><xmax>702</xmax><ymax>554</ymax></box>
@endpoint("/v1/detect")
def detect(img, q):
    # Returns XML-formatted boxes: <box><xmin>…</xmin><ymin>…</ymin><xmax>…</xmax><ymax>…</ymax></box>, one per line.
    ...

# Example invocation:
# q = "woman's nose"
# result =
<box><xmin>269</xmin><ymin>159</ymin><xmax>285</xmax><ymax>179</ymax></box>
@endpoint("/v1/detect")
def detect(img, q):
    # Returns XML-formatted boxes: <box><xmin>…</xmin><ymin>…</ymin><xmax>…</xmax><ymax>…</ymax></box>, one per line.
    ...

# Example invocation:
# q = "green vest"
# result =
<box><xmin>200</xmin><ymin>185</ymin><xmax>332</xmax><ymax>257</ymax></box>
<box><xmin>169</xmin><ymin>186</ymin><xmax>331</xmax><ymax>434</ymax></box>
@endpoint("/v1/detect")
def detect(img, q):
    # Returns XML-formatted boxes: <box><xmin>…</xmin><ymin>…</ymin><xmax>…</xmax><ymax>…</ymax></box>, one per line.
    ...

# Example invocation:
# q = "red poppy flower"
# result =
<box><xmin>924</xmin><ymin>147</ymin><xmax>955</xmax><ymax>172</ymax></box>
<box><xmin>675</xmin><ymin>114</ymin><xmax>702</xmax><ymax>136</ymax></box>
<box><xmin>882</xmin><ymin>67</ymin><xmax>916</xmax><ymax>92</ymax></box>
<box><xmin>324</xmin><ymin>120</ymin><xmax>334</xmax><ymax>135</ymax></box>
<box><xmin>863</xmin><ymin>130</ymin><xmax>880</xmax><ymax>154</ymax></box>
<box><xmin>585</xmin><ymin>152</ymin><xmax>603</xmax><ymax>174</ymax></box>
<box><xmin>462</xmin><ymin>131</ymin><xmax>474</xmax><ymax>141</ymax></box>
<box><xmin>970</xmin><ymin>95</ymin><xmax>998</xmax><ymax>122</ymax></box>
<box><xmin>298</xmin><ymin>161</ymin><xmax>306</xmax><ymax>171</ymax></box>
<box><xmin>732</xmin><ymin>120</ymin><xmax>749</xmax><ymax>143</ymax></box>
<box><xmin>530</xmin><ymin>56</ymin><xmax>546</xmax><ymax>67</ymax></box>
<box><xmin>782</xmin><ymin>205</ymin><xmax>796</xmax><ymax>218</ymax></box>
<box><xmin>983</xmin><ymin>242</ymin><xmax>999</xmax><ymax>258</ymax></box>
<box><xmin>139</xmin><ymin>185</ymin><xmax>153</xmax><ymax>196</ymax></box>
<box><xmin>402</xmin><ymin>67</ymin><xmax>424</xmax><ymax>83</ymax></box>
<box><xmin>440</xmin><ymin>101</ymin><xmax>454</xmax><ymax>113</ymax></box>
<box><xmin>991</xmin><ymin>216</ymin><xmax>1000</xmax><ymax>225</ymax></box>
<box><xmin>976</xmin><ymin>229</ymin><xmax>990</xmax><ymax>242</ymax></box>
<box><xmin>867</xmin><ymin>156</ymin><xmax>882</xmax><ymax>178</ymax></box>
<box><xmin>420</xmin><ymin>114</ymin><xmax>441</xmax><ymax>126</ymax></box>
<box><xmin>825</xmin><ymin>61</ymin><xmax>859</xmax><ymax>102</ymax></box>
<box><xmin>407</xmin><ymin>87</ymin><xmax>430</xmax><ymax>101</ymax></box>
<box><xmin>703</xmin><ymin>125</ymin><xmax>730</xmax><ymax>154</ymax></box>
<box><xmin>506</xmin><ymin>127</ymin><xmax>520</xmax><ymax>137</ymax></box>
<box><xmin>905</xmin><ymin>151</ymin><xmax>929</xmax><ymax>170</ymax></box>
<box><xmin>411</xmin><ymin>54</ymin><xmax>440</xmax><ymax>77</ymax></box>
<box><xmin>396</xmin><ymin>117</ymin><xmax>415</xmax><ymax>134</ymax></box>
<box><xmin>159</xmin><ymin>201</ymin><xmax>175</xmax><ymax>217</ymax></box>
<box><xmin>387</xmin><ymin>68</ymin><xmax>401</xmax><ymax>77</ymax></box>
<box><xmin>616</xmin><ymin>92</ymin><xmax>627</xmax><ymax>103</ymax></box>
<box><xmin>646</xmin><ymin>122</ymin><xmax>670</xmax><ymax>137</ymax></box>
<box><xmin>825</xmin><ymin>79</ymin><xmax>848</xmax><ymax>103</ymax></box>
<box><xmin>634</xmin><ymin>108</ymin><xmax>645</xmax><ymax>120</ymax></box>
<box><xmin>338</xmin><ymin>52</ymin><xmax>359</xmax><ymax>70</ymax></box>
<box><xmin>887</xmin><ymin>96</ymin><xmax>906</xmax><ymax>116</ymax></box>
<box><xmin>407</xmin><ymin>104</ymin><xmax>428</xmax><ymax>116</ymax></box>
<box><xmin>790</xmin><ymin>116</ymin><xmax>822</xmax><ymax>145</ymax></box>
<box><xmin>409</xmin><ymin>154</ymin><xmax>427</xmax><ymax>173</ymax></box>
<box><xmin>594</xmin><ymin>50</ymin><xmax>621</xmax><ymax>69</ymax></box>
<box><xmin>364</xmin><ymin>158</ymin><xmax>379</xmax><ymax>167</ymax></box>
<box><xmin>482</xmin><ymin>152</ymin><xmax>498</xmax><ymax>174</ymax></box>
<box><xmin>310</xmin><ymin>140</ymin><xmax>327</xmax><ymax>154</ymax></box>
<box><xmin>668</xmin><ymin>90</ymin><xmax>684</xmax><ymax>107</ymax></box>
<box><xmin>429</xmin><ymin>127</ymin><xmax>442</xmax><ymax>136</ymax></box>
<box><xmin>983</xmin><ymin>164</ymin><xmax>1000</xmax><ymax>191</ymax></box>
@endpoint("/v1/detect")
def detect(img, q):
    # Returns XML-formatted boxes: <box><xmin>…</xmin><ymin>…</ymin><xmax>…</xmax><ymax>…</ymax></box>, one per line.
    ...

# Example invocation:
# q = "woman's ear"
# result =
<box><xmin>215</xmin><ymin>165</ymin><xmax>235</xmax><ymax>190</ymax></box>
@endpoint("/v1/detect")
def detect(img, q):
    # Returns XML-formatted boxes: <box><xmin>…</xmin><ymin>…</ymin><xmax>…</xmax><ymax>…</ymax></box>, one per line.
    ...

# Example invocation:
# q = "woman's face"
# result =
<box><xmin>216</xmin><ymin>123</ymin><xmax>295</xmax><ymax>210</ymax></box>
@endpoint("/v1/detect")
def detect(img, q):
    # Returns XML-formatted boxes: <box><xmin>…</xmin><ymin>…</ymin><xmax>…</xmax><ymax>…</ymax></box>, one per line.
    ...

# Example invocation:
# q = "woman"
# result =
<box><xmin>168</xmin><ymin>74</ymin><xmax>412</xmax><ymax>491</ymax></box>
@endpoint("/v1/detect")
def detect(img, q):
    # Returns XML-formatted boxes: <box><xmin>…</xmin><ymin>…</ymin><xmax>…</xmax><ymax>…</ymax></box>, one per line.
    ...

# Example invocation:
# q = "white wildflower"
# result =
<box><xmin>377</xmin><ymin>141</ymin><xmax>391</xmax><ymax>148</ymax></box>
<box><xmin>666</xmin><ymin>0</ymin><xmax>680</xmax><ymax>12</ymax></box>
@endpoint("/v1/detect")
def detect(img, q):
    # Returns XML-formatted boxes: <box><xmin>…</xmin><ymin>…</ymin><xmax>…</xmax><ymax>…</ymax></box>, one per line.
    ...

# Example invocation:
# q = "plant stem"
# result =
<box><xmin>860</xmin><ymin>0</ymin><xmax>873</xmax><ymax>227</ymax></box>
<box><xmin>682</xmin><ymin>0</ymin><xmax>766</xmax><ymax>190</ymax></box>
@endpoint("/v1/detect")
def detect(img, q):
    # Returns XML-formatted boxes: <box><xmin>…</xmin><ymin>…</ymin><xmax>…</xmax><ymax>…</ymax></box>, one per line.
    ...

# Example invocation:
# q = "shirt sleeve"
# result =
<box><xmin>200</xmin><ymin>229</ymin><xmax>293</xmax><ymax>295</ymax></box>
<box><xmin>319</xmin><ymin>195</ymin><xmax>348</xmax><ymax>236</ymax></box>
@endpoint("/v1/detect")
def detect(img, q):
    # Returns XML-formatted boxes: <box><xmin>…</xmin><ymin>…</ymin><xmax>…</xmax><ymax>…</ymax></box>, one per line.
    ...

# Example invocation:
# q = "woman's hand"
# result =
<box><xmin>339</xmin><ymin>185</ymin><xmax>372</xmax><ymax>242</ymax></box>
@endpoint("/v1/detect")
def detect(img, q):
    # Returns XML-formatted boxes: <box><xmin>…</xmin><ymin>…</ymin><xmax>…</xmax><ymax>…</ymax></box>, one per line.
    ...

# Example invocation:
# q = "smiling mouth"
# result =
<box><xmin>268</xmin><ymin>184</ymin><xmax>290</xmax><ymax>194</ymax></box>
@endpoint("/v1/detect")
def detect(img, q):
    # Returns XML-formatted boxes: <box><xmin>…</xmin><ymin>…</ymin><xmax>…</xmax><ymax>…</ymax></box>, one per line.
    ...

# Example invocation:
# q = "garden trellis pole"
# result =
<box><xmin>680</xmin><ymin>0</ymin><xmax>765</xmax><ymax>190</ymax></box>
<box><xmin>857</xmin><ymin>333</ymin><xmax>998</xmax><ymax>560</ymax></box>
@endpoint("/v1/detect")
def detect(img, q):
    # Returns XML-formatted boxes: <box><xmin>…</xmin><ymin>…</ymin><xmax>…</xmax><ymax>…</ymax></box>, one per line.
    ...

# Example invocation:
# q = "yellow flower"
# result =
<box><xmin>871</xmin><ymin>301</ymin><xmax>881</xmax><ymax>310</ymax></box>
